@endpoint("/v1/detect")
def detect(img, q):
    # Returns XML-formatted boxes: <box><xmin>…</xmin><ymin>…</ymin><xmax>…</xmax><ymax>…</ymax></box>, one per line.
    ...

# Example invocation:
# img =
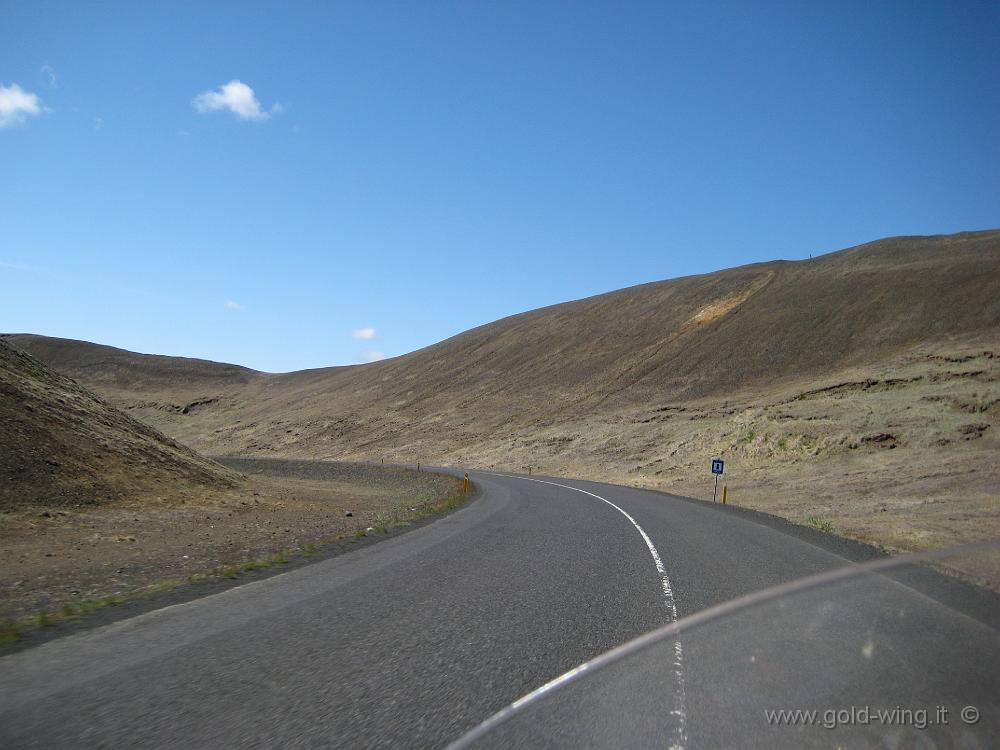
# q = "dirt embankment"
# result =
<box><xmin>0</xmin><ymin>338</ymin><xmax>238</xmax><ymax>512</ymax></box>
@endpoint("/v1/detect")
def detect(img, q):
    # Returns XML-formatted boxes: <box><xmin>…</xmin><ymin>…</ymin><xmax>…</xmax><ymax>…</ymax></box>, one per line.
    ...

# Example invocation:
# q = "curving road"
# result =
<box><xmin>1</xmin><ymin>468</ymin><xmax>997</xmax><ymax>748</ymax></box>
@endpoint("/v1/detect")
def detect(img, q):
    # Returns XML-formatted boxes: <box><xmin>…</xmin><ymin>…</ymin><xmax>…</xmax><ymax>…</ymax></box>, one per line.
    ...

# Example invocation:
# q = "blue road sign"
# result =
<box><xmin>711</xmin><ymin>459</ymin><xmax>725</xmax><ymax>475</ymax></box>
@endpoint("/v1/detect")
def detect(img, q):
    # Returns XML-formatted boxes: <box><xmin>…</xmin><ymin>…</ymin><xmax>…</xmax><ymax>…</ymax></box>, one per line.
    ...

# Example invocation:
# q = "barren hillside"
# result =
<box><xmin>0</xmin><ymin>339</ymin><xmax>238</xmax><ymax>511</ymax></box>
<box><xmin>6</xmin><ymin>229</ymin><xmax>1000</xmax><ymax>563</ymax></box>
<box><xmin>0</xmin><ymin>339</ymin><xmax>466</xmax><ymax>622</ymax></box>
<box><xmin>7</xmin><ymin>230</ymin><xmax>999</xmax><ymax>452</ymax></box>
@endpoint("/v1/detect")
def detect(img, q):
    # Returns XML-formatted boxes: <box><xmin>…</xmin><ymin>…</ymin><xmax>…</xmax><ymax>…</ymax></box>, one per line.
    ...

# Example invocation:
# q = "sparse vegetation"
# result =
<box><xmin>0</xmin><ymin>620</ymin><xmax>20</xmax><ymax>644</ymax></box>
<box><xmin>805</xmin><ymin>517</ymin><xmax>836</xmax><ymax>534</ymax></box>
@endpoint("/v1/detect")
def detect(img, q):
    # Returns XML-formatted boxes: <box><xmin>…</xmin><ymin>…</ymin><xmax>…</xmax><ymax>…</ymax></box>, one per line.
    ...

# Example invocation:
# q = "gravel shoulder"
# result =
<box><xmin>0</xmin><ymin>459</ymin><xmax>467</xmax><ymax>630</ymax></box>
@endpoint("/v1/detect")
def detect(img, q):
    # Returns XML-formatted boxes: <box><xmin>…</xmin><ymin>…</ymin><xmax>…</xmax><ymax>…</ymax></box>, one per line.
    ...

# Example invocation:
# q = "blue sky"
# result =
<box><xmin>2</xmin><ymin>1</ymin><xmax>998</xmax><ymax>372</ymax></box>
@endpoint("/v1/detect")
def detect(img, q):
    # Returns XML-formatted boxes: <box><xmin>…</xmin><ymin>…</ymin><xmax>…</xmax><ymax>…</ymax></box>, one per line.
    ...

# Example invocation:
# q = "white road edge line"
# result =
<box><xmin>447</xmin><ymin>473</ymin><xmax>688</xmax><ymax>750</ymax></box>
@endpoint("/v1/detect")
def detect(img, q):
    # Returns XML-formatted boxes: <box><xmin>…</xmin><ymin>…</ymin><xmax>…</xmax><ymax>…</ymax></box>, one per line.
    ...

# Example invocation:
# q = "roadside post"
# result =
<box><xmin>711</xmin><ymin>458</ymin><xmax>725</xmax><ymax>502</ymax></box>
<box><xmin>464</xmin><ymin>472</ymin><xmax>470</xmax><ymax>493</ymax></box>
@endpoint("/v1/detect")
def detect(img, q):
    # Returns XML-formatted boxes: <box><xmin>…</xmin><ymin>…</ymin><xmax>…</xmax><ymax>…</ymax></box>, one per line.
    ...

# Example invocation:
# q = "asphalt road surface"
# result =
<box><xmin>2</xmin><ymin>469</ymin><xmax>997</xmax><ymax>748</ymax></box>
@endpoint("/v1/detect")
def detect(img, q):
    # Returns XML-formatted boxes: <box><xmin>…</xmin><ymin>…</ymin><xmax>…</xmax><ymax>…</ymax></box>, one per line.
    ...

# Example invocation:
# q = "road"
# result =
<box><xmin>1</xmin><ymin>469</ymin><xmax>997</xmax><ymax>748</ymax></box>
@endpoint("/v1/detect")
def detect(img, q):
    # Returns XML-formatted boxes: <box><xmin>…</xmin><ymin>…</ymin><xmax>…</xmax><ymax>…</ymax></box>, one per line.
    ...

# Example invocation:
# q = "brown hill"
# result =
<box><xmin>0</xmin><ymin>337</ymin><xmax>468</xmax><ymax>623</ymax></box>
<box><xmin>0</xmin><ymin>338</ymin><xmax>238</xmax><ymax>511</ymax></box>
<box><xmin>7</xmin><ymin>229</ymin><xmax>998</xmax><ymax>450</ymax></box>
<box><xmin>5</xmin><ymin>229</ymin><xmax>999</xmax><ymax>561</ymax></box>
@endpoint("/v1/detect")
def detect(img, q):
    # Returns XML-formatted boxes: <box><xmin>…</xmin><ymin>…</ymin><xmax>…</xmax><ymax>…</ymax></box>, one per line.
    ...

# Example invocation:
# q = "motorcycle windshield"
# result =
<box><xmin>449</xmin><ymin>541</ymin><xmax>1000</xmax><ymax>749</ymax></box>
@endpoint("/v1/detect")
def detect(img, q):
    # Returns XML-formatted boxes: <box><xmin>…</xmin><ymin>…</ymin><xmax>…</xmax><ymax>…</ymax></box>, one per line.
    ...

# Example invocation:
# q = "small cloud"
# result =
<box><xmin>176</xmin><ymin>129</ymin><xmax>190</xmax><ymax>138</ymax></box>
<box><xmin>92</xmin><ymin>116</ymin><xmax>103</xmax><ymax>131</ymax></box>
<box><xmin>361</xmin><ymin>349</ymin><xmax>386</xmax><ymax>363</ymax></box>
<box><xmin>0</xmin><ymin>83</ymin><xmax>44</xmax><ymax>129</ymax></box>
<box><xmin>192</xmin><ymin>80</ymin><xmax>279</xmax><ymax>121</ymax></box>
<box><xmin>351</xmin><ymin>326</ymin><xmax>376</xmax><ymax>340</ymax></box>
<box><xmin>40</xmin><ymin>64</ymin><xmax>57</xmax><ymax>88</ymax></box>
<box><xmin>225</xmin><ymin>300</ymin><xmax>243</xmax><ymax>310</ymax></box>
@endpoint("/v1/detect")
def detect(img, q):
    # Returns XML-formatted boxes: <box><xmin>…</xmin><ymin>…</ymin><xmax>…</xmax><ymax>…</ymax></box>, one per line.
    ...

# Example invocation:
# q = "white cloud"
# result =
<box><xmin>361</xmin><ymin>349</ymin><xmax>386</xmax><ymax>363</ymax></box>
<box><xmin>40</xmin><ymin>65</ymin><xmax>57</xmax><ymax>88</ymax></box>
<box><xmin>351</xmin><ymin>327</ymin><xmax>376</xmax><ymax>340</ymax></box>
<box><xmin>192</xmin><ymin>80</ymin><xmax>279</xmax><ymax>121</ymax></box>
<box><xmin>92</xmin><ymin>116</ymin><xmax>104</xmax><ymax>131</ymax></box>
<box><xmin>0</xmin><ymin>84</ymin><xmax>44</xmax><ymax>129</ymax></box>
<box><xmin>225</xmin><ymin>300</ymin><xmax>243</xmax><ymax>310</ymax></box>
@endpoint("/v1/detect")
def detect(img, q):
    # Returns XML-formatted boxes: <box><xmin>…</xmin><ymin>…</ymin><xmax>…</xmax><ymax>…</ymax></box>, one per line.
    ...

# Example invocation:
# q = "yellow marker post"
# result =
<box><xmin>722</xmin><ymin>485</ymin><xmax>728</xmax><ymax>505</ymax></box>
